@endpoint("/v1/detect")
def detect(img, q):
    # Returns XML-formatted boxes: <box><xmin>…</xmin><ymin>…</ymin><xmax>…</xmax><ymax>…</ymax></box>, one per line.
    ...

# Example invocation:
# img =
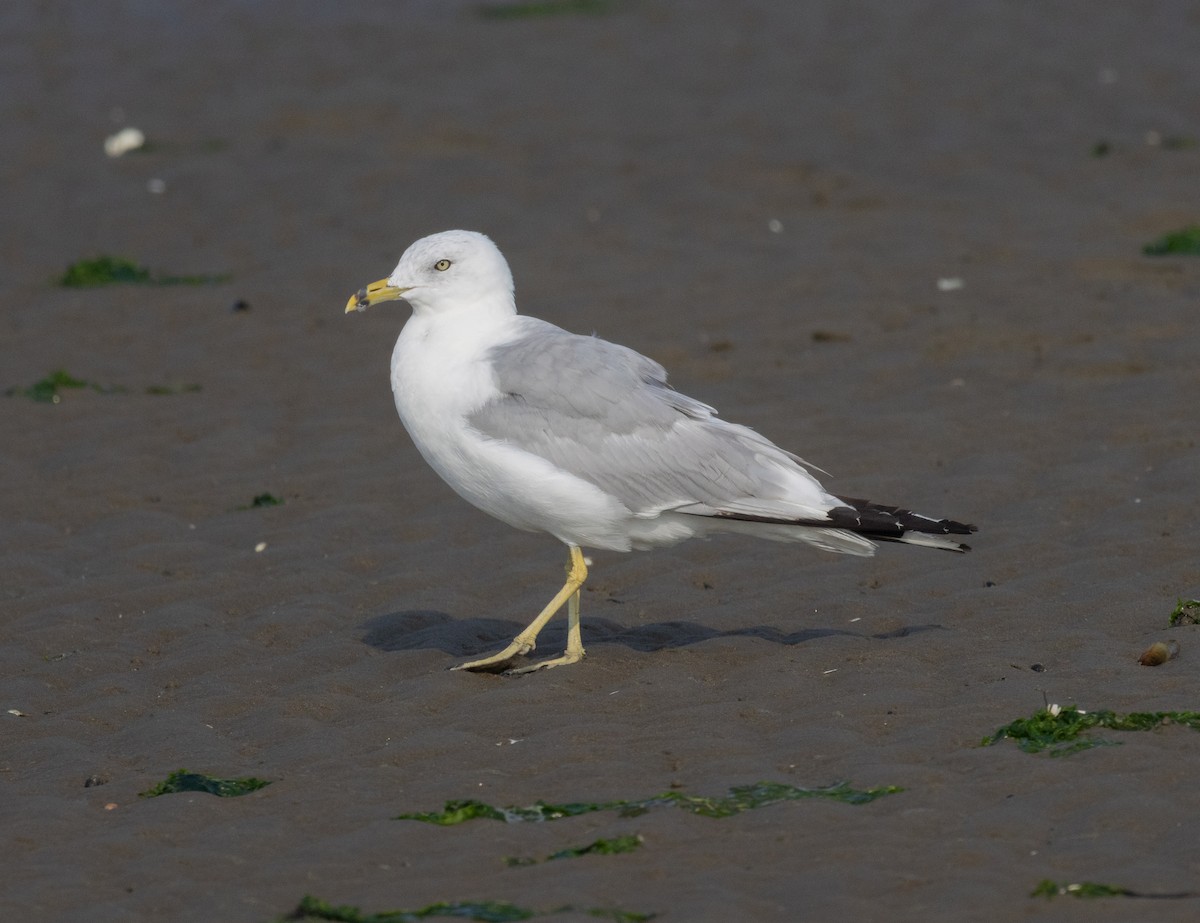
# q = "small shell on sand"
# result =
<box><xmin>1138</xmin><ymin>640</ymin><xmax>1180</xmax><ymax>666</ymax></box>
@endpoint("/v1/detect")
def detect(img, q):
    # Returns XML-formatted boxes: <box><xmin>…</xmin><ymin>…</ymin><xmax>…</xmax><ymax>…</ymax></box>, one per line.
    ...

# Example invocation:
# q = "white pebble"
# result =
<box><xmin>104</xmin><ymin>127</ymin><xmax>145</xmax><ymax>158</ymax></box>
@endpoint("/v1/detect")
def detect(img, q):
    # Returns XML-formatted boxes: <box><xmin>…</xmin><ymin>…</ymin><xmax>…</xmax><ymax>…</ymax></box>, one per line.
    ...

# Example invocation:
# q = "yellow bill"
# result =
<box><xmin>345</xmin><ymin>278</ymin><xmax>410</xmax><ymax>313</ymax></box>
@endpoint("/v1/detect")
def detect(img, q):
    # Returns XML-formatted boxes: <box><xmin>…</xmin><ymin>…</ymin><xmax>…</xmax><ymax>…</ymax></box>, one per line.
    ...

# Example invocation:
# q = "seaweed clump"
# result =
<box><xmin>506</xmin><ymin>833</ymin><xmax>643</xmax><ymax>866</ymax></box>
<box><xmin>6</xmin><ymin>369</ymin><xmax>93</xmax><ymax>403</ymax></box>
<box><xmin>139</xmin><ymin>769</ymin><xmax>271</xmax><ymax>798</ymax></box>
<box><xmin>282</xmin><ymin>894</ymin><xmax>655</xmax><ymax>922</ymax></box>
<box><xmin>982</xmin><ymin>705</ymin><xmax>1200</xmax><ymax>756</ymax></box>
<box><xmin>397</xmin><ymin>780</ymin><xmax>900</xmax><ymax>825</ymax></box>
<box><xmin>478</xmin><ymin>0</ymin><xmax>616</xmax><ymax>19</ymax></box>
<box><xmin>59</xmin><ymin>255</ymin><xmax>229</xmax><ymax>286</ymax></box>
<box><xmin>1143</xmin><ymin>226</ymin><xmax>1200</xmax><ymax>256</ymax></box>
<box><xmin>1168</xmin><ymin>598</ymin><xmax>1200</xmax><ymax>626</ymax></box>
<box><xmin>1032</xmin><ymin>879</ymin><xmax>1199</xmax><ymax>900</ymax></box>
<box><xmin>236</xmin><ymin>493</ymin><xmax>284</xmax><ymax>510</ymax></box>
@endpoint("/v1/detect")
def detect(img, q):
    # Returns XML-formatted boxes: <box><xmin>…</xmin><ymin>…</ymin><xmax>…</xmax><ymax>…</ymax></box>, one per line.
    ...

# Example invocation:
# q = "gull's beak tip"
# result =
<box><xmin>345</xmin><ymin>278</ymin><xmax>406</xmax><ymax>315</ymax></box>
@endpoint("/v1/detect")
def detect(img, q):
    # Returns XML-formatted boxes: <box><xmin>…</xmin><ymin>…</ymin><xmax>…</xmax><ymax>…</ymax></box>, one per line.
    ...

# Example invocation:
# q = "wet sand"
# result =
<box><xmin>3</xmin><ymin>2</ymin><xmax>1200</xmax><ymax>920</ymax></box>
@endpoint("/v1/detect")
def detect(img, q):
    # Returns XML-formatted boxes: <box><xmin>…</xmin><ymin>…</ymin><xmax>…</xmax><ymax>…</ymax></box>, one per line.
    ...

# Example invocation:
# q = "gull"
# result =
<box><xmin>346</xmin><ymin>230</ymin><xmax>975</xmax><ymax>674</ymax></box>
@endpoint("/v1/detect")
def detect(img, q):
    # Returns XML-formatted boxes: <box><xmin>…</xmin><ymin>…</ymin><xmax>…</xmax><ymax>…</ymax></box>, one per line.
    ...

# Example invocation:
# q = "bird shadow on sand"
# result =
<box><xmin>360</xmin><ymin>609</ymin><xmax>946</xmax><ymax>657</ymax></box>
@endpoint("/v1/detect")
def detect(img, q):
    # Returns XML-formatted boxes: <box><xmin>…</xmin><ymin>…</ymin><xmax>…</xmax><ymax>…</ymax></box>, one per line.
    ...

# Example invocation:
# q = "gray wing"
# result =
<box><xmin>468</xmin><ymin>318</ymin><xmax>837</xmax><ymax>520</ymax></box>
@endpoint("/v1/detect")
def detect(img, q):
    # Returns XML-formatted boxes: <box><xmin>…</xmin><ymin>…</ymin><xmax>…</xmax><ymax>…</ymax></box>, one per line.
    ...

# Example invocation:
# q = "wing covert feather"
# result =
<box><xmin>468</xmin><ymin>319</ymin><xmax>835</xmax><ymax>520</ymax></box>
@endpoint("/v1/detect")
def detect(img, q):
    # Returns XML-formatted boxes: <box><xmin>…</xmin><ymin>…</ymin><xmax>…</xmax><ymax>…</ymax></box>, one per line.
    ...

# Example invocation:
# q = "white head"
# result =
<box><xmin>346</xmin><ymin>230</ymin><xmax>515</xmax><ymax>318</ymax></box>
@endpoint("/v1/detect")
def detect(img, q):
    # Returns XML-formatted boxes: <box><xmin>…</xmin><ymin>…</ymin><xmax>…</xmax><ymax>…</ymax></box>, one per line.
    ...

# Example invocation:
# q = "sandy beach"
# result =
<box><xmin>3</xmin><ymin>2</ymin><xmax>1199</xmax><ymax>920</ymax></box>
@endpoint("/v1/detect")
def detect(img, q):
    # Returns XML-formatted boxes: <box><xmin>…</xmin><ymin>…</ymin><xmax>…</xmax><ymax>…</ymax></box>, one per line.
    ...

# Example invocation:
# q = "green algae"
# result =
<box><xmin>6</xmin><ymin>369</ymin><xmax>93</xmax><ymax>403</ymax></box>
<box><xmin>237</xmin><ymin>493</ymin><xmax>284</xmax><ymax>510</ymax></box>
<box><xmin>507</xmin><ymin>833</ymin><xmax>644</xmax><ymax>866</ymax></box>
<box><xmin>1033</xmin><ymin>880</ymin><xmax>1137</xmax><ymax>899</ymax></box>
<box><xmin>8</xmin><ymin>370</ymin><xmax>201</xmax><ymax>402</ymax></box>
<box><xmin>1143</xmin><ymin>225</ymin><xmax>1200</xmax><ymax>256</ymax></box>
<box><xmin>982</xmin><ymin>706</ymin><xmax>1200</xmax><ymax>756</ymax></box>
<box><xmin>282</xmin><ymin>895</ymin><xmax>654</xmax><ymax>922</ymax></box>
<box><xmin>60</xmin><ymin>256</ymin><xmax>152</xmax><ymax>286</ymax></box>
<box><xmin>145</xmin><ymin>382</ymin><xmax>202</xmax><ymax>395</ymax></box>
<box><xmin>548</xmin><ymin>833</ymin><xmax>643</xmax><ymax>860</ymax></box>
<box><xmin>1032</xmin><ymin>879</ymin><xmax>1199</xmax><ymax>900</ymax></box>
<box><xmin>397</xmin><ymin>780</ymin><xmax>900</xmax><ymax>825</ymax></box>
<box><xmin>59</xmin><ymin>255</ymin><xmax>229</xmax><ymax>286</ymax></box>
<box><xmin>478</xmin><ymin>0</ymin><xmax>616</xmax><ymax>19</ymax></box>
<box><xmin>1168</xmin><ymin>598</ymin><xmax>1200</xmax><ymax>626</ymax></box>
<box><xmin>284</xmin><ymin>897</ymin><xmax>535</xmax><ymax>922</ymax></box>
<box><xmin>139</xmin><ymin>768</ymin><xmax>271</xmax><ymax>798</ymax></box>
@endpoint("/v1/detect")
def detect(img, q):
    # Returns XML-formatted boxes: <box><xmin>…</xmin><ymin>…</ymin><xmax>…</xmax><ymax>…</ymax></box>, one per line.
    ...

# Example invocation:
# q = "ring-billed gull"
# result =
<box><xmin>347</xmin><ymin>230</ymin><xmax>975</xmax><ymax>675</ymax></box>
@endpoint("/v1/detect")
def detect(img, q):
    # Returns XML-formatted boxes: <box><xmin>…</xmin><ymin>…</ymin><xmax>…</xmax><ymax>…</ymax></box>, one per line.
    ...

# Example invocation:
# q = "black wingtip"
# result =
<box><xmin>831</xmin><ymin>496</ymin><xmax>977</xmax><ymax>543</ymax></box>
<box><xmin>702</xmin><ymin>497</ymin><xmax>976</xmax><ymax>552</ymax></box>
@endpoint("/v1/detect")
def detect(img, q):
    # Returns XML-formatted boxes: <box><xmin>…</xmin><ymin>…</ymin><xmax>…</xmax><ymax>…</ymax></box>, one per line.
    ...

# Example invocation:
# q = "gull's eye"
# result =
<box><xmin>434</xmin><ymin>259</ymin><xmax>452</xmax><ymax>272</ymax></box>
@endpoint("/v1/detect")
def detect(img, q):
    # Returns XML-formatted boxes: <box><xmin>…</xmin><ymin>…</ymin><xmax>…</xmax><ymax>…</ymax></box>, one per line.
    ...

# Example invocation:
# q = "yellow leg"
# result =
<box><xmin>452</xmin><ymin>545</ymin><xmax>588</xmax><ymax>674</ymax></box>
<box><xmin>506</xmin><ymin>582</ymin><xmax>586</xmax><ymax>675</ymax></box>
